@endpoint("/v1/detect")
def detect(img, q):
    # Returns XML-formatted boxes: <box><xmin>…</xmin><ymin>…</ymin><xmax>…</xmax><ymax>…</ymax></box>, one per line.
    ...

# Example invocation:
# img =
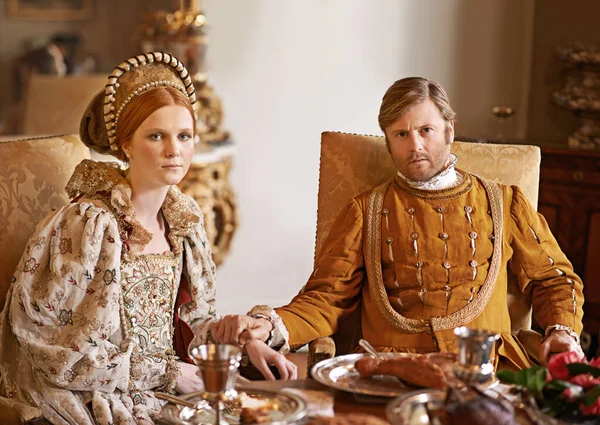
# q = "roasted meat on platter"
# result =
<box><xmin>355</xmin><ymin>352</ymin><xmax>458</xmax><ymax>389</ymax></box>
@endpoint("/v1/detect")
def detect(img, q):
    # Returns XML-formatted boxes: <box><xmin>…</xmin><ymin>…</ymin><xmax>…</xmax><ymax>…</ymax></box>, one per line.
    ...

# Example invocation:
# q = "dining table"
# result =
<box><xmin>241</xmin><ymin>377</ymin><xmax>392</xmax><ymax>423</ymax></box>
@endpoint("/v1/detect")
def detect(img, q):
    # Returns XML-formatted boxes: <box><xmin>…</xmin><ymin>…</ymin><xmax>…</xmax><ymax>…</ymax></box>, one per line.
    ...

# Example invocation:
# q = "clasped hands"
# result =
<box><xmin>209</xmin><ymin>315</ymin><xmax>297</xmax><ymax>381</ymax></box>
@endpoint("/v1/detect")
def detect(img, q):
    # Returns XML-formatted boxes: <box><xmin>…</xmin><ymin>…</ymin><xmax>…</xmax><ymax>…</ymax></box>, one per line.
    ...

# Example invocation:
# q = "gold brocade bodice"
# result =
<box><xmin>120</xmin><ymin>253</ymin><xmax>182</xmax><ymax>354</ymax></box>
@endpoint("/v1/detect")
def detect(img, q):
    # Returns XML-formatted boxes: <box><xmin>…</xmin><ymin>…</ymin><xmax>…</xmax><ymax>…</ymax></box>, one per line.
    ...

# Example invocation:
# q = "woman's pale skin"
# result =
<box><xmin>121</xmin><ymin>104</ymin><xmax>296</xmax><ymax>392</ymax></box>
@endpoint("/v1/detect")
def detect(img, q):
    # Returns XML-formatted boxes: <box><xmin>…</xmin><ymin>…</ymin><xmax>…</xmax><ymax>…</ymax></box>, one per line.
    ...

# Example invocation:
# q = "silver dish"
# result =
<box><xmin>311</xmin><ymin>353</ymin><xmax>498</xmax><ymax>398</ymax></box>
<box><xmin>386</xmin><ymin>389</ymin><xmax>550</xmax><ymax>425</ymax></box>
<box><xmin>312</xmin><ymin>353</ymin><xmax>415</xmax><ymax>397</ymax></box>
<box><xmin>385</xmin><ymin>389</ymin><xmax>445</xmax><ymax>425</ymax></box>
<box><xmin>160</xmin><ymin>387</ymin><xmax>307</xmax><ymax>425</ymax></box>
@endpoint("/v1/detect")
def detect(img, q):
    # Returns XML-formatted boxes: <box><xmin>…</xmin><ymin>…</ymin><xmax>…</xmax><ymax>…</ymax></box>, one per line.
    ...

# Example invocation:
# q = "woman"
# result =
<box><xmin>0</xmin><ymin>52</ymin><xmax>296</xmax><ymax>425</ymax></box>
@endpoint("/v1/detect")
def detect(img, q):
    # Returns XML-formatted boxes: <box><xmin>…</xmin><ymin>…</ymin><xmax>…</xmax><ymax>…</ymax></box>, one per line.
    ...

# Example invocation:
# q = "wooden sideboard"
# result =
<box><xmin>537</xmin><ymin>146</ymin><xmax>600</xmax><ymax>347</ymax></box>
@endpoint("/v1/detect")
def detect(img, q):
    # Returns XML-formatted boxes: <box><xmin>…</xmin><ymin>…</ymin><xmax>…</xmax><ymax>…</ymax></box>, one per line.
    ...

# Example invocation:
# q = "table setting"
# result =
<box><xmin>158</xmin><ymin>344</ymin><xmax>308</xmax><ymax>425</ymax></box>
<box><xmin>157</xmin><ymin>327</ymin><xmax>600</xmax><ymax>425</ymax></box>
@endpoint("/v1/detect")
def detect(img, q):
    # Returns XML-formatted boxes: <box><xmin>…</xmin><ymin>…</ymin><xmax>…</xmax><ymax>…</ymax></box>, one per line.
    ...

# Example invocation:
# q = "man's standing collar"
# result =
<box><xmin>396</xmin><ymin>153</ymin><xmax>463</xmax><ymax>190</ymax></box>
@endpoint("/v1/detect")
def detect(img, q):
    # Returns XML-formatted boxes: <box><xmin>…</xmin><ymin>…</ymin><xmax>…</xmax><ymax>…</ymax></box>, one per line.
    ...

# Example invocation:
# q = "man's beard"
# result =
<box><xmin>402</xmin><ymin>129</ymin><xmax>453</xmax><ymax>182</ymax></box>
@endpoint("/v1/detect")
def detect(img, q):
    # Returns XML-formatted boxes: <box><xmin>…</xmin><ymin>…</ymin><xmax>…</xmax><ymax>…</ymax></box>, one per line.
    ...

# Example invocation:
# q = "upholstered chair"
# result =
<box><xmin>305</xmin><ymin>131</ymin><xmax>543</xmax><ymax>373</ymax></box>
<box><xmin>21</xmin><ymin>74</ymin><xmax>107</xmax><ymax>135</ymax></box>
<box><xmin>0</xmin><ymin>134</ymin><xmax>90</xmax><ymax>425</ymax></box>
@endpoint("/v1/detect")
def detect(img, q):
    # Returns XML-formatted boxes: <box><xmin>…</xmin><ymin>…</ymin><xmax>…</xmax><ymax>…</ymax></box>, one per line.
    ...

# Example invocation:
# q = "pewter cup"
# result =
<box><xmin>189</xmin><ymin>343</ymin><xmax>242</xmax><ymax>399</ymax></box>
<box><xmin>453</xmin><ymin>326</ymin><xmax>499</xmax><ymax>384</ymax></box>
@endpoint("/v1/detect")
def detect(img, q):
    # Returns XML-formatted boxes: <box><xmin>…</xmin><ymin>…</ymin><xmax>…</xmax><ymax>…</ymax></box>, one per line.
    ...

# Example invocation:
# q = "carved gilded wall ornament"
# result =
<box><xmin>178</xmin><ymin>150</ymin><xmax>237</xmax><ymax>267</ymax></box>
<box><xmin>137</xmin><ymin>1</ymin><xmax>230</xmax><ymax>146</ymax></box>
<box><xmin>138</xmin><ymin>1</ymin><xmax>238</xmax><ymax>265</ymax></box>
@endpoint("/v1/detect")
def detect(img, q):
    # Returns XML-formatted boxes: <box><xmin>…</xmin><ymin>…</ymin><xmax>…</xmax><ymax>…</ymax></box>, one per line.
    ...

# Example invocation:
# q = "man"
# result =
<box><xmin>213</xmin><ymin>77</ymin><xmax>583</xmax><ymax>373</ymax></box>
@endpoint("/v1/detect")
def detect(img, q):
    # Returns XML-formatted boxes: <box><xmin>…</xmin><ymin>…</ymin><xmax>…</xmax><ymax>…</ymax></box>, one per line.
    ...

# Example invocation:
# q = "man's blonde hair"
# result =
<box><xmin>378</xmin><ymin>77</ymin><xmax>456</xmax><ymax>134</ymax></box>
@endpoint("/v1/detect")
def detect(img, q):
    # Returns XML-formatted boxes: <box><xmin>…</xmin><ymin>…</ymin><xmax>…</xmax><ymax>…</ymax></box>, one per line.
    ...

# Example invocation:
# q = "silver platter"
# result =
<box><xmin>160</xmin><ymin>387</ymin><xmax>307</xmax><ymax>425</ymax></box>
<box><xmin>385</xmin><ymin>389</ymin><xmax>445</xmax><ymax>425</ymax></box>
<box><xmin>386</xmin><ymin>388</ymin><xmax>550</xmax><ymax>425</ymax></box>
<box><xmin>312</xmin><ymin>353</ymin><xmax>420</xmax><ymax>398</ymax></box>
<box><xmin>311</xmin><ymin>353</ymin><xmax>497</xmax><ymax>398</ymax></box>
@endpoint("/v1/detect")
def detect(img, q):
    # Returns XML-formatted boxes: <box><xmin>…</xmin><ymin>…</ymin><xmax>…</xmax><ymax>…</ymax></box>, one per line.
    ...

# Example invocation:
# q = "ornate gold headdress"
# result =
<box><xmin>80</xmin><ymin>52</ymin><xmax>197</xmax><ymax>155</ymax></box>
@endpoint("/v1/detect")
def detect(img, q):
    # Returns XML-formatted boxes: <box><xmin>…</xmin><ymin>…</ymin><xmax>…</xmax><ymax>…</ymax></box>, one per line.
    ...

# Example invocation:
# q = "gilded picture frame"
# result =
<box><xmin>7</xmin><ymin>0</ymin><xmax>93</xmax><ymax>21</ymax></box>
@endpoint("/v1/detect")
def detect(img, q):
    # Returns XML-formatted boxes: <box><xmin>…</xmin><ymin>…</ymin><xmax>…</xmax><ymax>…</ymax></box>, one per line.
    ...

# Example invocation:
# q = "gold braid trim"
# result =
<box><xmin>364</xmin><ymin>174</ymin><xmax>504</xmax><ymax>333</ymax></box>
<box><xmin>393</xmin><ymin>169</ymin><xmax>474</xmax><ymax>200</ymax></box>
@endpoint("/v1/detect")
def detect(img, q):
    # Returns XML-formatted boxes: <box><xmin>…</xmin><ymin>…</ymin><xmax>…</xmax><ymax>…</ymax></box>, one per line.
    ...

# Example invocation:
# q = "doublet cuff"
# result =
<box><xmin>250</xmin><ymin>313</ymin><xmax>275</xmax><ymax>346</ymax></box>
<box><xmin>247</xmin><ymin>305</ymin><xmax>291</xmax><ymax>354</ymax></box>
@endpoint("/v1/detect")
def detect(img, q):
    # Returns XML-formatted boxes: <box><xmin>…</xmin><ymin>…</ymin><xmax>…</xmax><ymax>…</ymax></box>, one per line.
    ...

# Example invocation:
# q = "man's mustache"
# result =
<box><xmin>408</xmin><ymin>155</ymin><xmax>429</xmax><ymax>163</ymax></box>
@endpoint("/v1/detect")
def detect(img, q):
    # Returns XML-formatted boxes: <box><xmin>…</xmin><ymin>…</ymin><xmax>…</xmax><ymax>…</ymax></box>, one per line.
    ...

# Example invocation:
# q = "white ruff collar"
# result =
<box><xmin>397</xmin><ymin>154</ymin><xmax>463</xmax><ymax>190</ymax></box>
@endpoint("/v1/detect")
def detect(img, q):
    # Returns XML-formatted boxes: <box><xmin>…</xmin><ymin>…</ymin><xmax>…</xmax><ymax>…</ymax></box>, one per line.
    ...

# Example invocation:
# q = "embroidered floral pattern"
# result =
<box><xmin>120</xmin><ymin>254</ymin><xmax>180</xmax><ymax>353</ymax></box>
<box><xmin>103</xmin><ymin>269</ymin><xmax>116</xmax><ymax>285</ymax></box>
<box><xmin>59</xmin><ymin>237</ymin><xmax>72</xmax><ymax>254</ymax></box>
<box><xmin>58</xmin><ymin>309</ymin><xmax>73</xmax><ymax>326</ymax></box>
<box><xmin>0</xmin><ymin>160</ymin><xmax>219</xmax><ymax>424</ymax></box>
<box><xmin>23</xmin><ymin>258</ymin><xmax>39</xmax><ymax>274</ymax></box>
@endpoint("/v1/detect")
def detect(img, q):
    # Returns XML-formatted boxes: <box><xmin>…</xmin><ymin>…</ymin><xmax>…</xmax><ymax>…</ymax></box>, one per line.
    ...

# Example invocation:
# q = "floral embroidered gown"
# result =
<box><xmin>0</xmin><ymin>160</ymin><xmax>218</xmax><ymax>425</ymax></box>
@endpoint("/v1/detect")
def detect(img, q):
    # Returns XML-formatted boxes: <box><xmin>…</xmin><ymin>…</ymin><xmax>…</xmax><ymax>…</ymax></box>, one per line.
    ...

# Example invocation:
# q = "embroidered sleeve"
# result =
<box><xmin>129</xmin><ymin>351</ymin><xmax>180</xmax><ymax>392</ymax></box>
<box><xmin>177</xmin><ymin>198</ymin><xmax>218</xmax><ymax>345</ymax></box>
<box><xmin>507</xmin><ymin>186</ymin><xmax>584</xmax><ymax>334</ymax></box>
<box><xmin>8</xmin><ymin>202</ymin><xmax>152</xmax><ymax>393</ymax></box>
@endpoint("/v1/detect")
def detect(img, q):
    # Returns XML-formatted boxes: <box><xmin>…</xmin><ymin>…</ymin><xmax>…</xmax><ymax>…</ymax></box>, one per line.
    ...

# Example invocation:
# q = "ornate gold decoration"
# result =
<box><xmin>137</xmin><ymin>0</ymin><xmax>230</xmax><ymax>145</ymax></box>
<box><xmin>138</xmin><ymin>1</ymin><xmax>238</xmax><ymax>265</ymax></box>
<box><xmin>79</xmin><ymin>52</ymin><xmax>196</xmax><ymax>155</ymax></box>
<box><xmin>178</xmin><ymin>156</ymin><xmax>237</xmax><ymax>267</ymax></box>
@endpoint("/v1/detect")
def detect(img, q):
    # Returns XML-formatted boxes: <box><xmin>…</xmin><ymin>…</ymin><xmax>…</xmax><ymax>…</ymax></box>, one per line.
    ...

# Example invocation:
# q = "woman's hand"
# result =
<box><xmin>245</xmin><ymin>339</ymin><xmax>298</xmax><ymax>381</ymax></box>
<box><xmin>175</xmin><ymin>361</ymin><xmax>204</xmax><ymax>394</ymax></box>
<box><xmin>210</xmin><ymin>315</ymin><xmax>272</xmax><ymax>345</ymax></box>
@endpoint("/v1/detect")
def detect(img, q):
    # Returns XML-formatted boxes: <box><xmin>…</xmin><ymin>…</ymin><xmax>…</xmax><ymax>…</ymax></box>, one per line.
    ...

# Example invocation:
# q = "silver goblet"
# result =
<box><xmin>453</xmin><ymin>326</ymin><xmax>499</xmax><ymax>385</ymax></box>
<box><xmin>189</xmin><ymin>343</ymin><xmax>242</xmax><ymax>425</ymax></box>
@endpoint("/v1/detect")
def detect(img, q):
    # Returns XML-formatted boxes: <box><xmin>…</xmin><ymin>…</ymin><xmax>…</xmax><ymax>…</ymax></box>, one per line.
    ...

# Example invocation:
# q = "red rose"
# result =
<box><xmin>581</xmin><ymin>396</ymin><xmax>600</xmax><ymax>416</ymax></box>
<box><xmin>569</xmin><ymin>374</ymin><xmax>600</xmax><ymax>389</ymax></box>
<box><xmin>589</xmin><ymin>357</ymin><xmax>600</xmax><ymax>368</ymax></box>
<box><xmin>547</xmin><ymin>351</ymin><xmax>586</xmax><ymax>381</ymax></box>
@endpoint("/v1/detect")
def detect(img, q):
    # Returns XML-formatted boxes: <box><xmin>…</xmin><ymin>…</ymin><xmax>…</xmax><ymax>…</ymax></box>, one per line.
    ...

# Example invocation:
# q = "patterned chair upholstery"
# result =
<box><xmin>0</xmin><ymin>134</ymin><xmax>90</xmax><ymax>425</ymax></box>
<box><xmin>306</xmin><ymin>131</ymin><xmax>542</xmax><ymax>371</ymax></box>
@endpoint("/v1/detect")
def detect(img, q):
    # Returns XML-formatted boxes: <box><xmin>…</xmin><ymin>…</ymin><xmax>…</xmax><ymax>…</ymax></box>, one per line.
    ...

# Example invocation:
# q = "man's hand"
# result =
<box><xmin>210</xmin><ymin>315</ymin><xmax>272</xmax><ymax>346</ymax></box>
<box><xmin>244</xmin><ymin>339</ymin><xmax>297</xmax><ymax>380</ymax></box>
<box><xmin>540</xmin><ymin>330</ymin><xmax>584</xmax><ymax>366</ymax></box>
<box><xmin>175</xmin><ymin>361</ymin><xmax>205</xmax><ymax>394</ymax></box>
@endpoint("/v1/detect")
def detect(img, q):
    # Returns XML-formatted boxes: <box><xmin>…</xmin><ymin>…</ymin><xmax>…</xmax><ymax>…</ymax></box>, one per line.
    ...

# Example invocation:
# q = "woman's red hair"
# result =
<box><xmin>114</xmin><ymin>87</ymin><xmax>195</xmax><ymax>161</ymax></box>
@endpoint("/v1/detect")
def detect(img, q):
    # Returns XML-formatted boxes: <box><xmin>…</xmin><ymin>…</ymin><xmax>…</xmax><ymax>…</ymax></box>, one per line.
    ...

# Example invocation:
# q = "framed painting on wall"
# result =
<box><xmin>7</xmin><ymin>0</ymin><xmax>93</xmax><ymax>21</ymax></box>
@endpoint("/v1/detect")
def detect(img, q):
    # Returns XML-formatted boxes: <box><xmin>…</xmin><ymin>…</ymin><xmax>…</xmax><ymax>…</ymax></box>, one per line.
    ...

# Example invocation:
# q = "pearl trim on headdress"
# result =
<box><xmin>102</xmin><ymin>52</ymin><xmax>197</xmax><ymax>151</ymax></box>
